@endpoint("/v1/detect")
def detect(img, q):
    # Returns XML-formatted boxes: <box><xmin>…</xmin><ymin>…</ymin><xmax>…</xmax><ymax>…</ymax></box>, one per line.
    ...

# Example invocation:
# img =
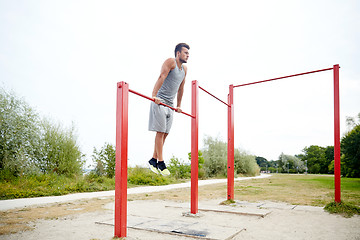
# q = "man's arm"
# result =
<box><xmin>152</xmin><ymin>58</ymin><xmax>175</xmax><ymax>104</ymax></box>
<box><xmin>176</xmin><ymin>65</ymin><xmax>187</xmax><ymax>113</ymax></box>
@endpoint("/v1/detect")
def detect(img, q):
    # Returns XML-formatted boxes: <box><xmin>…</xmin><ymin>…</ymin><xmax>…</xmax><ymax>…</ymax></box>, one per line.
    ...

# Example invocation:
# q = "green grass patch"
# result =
<box><xmin>324</xmin><ymin>201</ymin><xmax>360</xmax><ymax>218</ymax></box>
<box><xmin>0</xmin><ymin>167</ymin><xmax>186</xmax><ymax>200</ymax></box>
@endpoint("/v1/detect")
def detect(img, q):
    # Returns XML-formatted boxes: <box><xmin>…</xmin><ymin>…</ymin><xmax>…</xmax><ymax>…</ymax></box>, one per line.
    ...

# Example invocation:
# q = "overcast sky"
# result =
<box><xmin>1</xmin><ymin>0</ymin><xmax>359</xmax><ymax>168</ymax></box>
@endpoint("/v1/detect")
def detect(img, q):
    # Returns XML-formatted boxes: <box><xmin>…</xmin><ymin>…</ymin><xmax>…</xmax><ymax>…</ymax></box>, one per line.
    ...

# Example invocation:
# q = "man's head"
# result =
<box><xmin>175</xmin><ymin>43</ymin><xmax>190</xmax><ymax>63</ymax></box>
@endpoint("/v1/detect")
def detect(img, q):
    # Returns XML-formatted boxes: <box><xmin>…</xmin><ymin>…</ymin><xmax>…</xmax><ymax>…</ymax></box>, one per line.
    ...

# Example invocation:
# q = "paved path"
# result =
<box><xmin>0</xmin><ymin>174</ymin><xmax>271</xmax><ymax>211</ymax></box>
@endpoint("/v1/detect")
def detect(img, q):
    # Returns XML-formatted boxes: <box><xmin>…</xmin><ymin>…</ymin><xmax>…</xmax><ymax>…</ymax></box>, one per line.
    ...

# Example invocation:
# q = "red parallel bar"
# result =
<box><xmin>233</xmin><ymin>67</ymin><xmax>334</xmax><ymax>88</ymax></box>
<box><xmin>191</xmin><ymin>80</ymin><xmax>199</xmax><ymax>214</ymax></box>
<box><xmin>199</xmin><ymin>86</ymin><xmax>229</xmax><ymax>107</ymax></box>
<box><xmin>333</xmin><ymin>64</ymin><xmax>341</xmax><ymax>203</ymax></box>
<box><xmin>115</xmin><ymin>82</ymin><xmax>129</xmax><ymax>238</ymax></box>
<box><xmin>227</xmin><ymin>85</ymin><xmax>234</xmax><ymax>200</ymax></box>
<box><xmin>129</xmin><ymin>89</ymin><xmax>193</xmax><ymax>118</ymax></box>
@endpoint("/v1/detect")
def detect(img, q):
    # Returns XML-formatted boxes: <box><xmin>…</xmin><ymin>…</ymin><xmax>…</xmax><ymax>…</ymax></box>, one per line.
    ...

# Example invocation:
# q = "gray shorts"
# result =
<box><xmin>148</xmin><ymin>102</ymin><xmax>174</xmax><ymax>133</ymax></box>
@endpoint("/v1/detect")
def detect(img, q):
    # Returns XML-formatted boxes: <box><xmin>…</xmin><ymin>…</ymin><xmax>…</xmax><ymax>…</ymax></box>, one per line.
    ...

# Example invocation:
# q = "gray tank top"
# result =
<box><xmin>156</xmin><ymin>59</ymin><xmax>185</xmax><ymax>106</ymax></box>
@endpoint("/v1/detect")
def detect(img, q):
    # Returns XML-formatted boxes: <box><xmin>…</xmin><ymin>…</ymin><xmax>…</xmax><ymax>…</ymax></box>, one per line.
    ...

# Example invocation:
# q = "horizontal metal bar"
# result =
<box><xmin>233</xmin><ymin>67</ymin><xmax>334</xmax><ymax>88</ymax></box>
<box><xmin>129</xmin><ymin>89</ymin><xmax>194</xmax><ymax>118</ymax></box>
<box><xmin>199</xmin><ymin>86</ymin><xmax>229</xmax><ymax>107</ymax></box>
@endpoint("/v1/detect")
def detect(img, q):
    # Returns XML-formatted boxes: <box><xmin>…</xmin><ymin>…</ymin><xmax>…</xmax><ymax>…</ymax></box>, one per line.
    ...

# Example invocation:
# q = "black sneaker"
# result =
<box><xmin>157</xmin><ymin>161</ymin><xmax>170</xmax><ymax>176</ymax></box>
<box><xmin>148</xmin><ymin>158</ymin><xmax>159</xmax><ymax>174</ymax></box>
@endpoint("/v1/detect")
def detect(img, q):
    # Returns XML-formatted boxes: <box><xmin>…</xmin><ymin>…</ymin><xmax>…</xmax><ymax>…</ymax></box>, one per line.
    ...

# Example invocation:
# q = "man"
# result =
<box><xmin>148</xmin><ymin>43</ymin><xmax>190</xmax><ymax>176</ymax></box>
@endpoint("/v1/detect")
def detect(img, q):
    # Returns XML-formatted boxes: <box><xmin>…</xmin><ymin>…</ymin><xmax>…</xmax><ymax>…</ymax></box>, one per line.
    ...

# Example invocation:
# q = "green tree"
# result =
<box><xmin>1</xmin><ymin>88</ymin><xmax>84</xmax><ymax>177</ymax></box>
<box><xmin>298</xmin><ymin>145</ymin><xmax>330</xmax><ymax>174</ymax></box>
<box><xmin>235</xmin><ymin>150</ymin><xmax>259</xmax><ymax>176</ymax></box>
<box><xmin>0</xmin><ymin>88</ymin><xmax>40</xmax><ymax>176</ymax></box>
<box><xmin>341</xmin><ymin>123</ymin><xmax>360</xmax><ymax>178</ymax></box>
<box><xmin>202</xmin><ymin>136</ymin><xmax>227</xmax><ymax>177</ymax></box>
<box><xmin>278</xmin><ymin>153</ymin><xmax>304</xmax><ymax>173</ymax></box>
<box><xmin>168</xmin><ymin>156</ymin><xmax>191</xmax><ymax>179</ymax></box>
<box><xmin>202</xmin><ymin>136</ymin><xmax>259</xmax><ymax>177</ymax></box>
<box><xmin>92</xmin><ymin>143</ymin><xmax>116</xmax><ymax>178</ymax></box>
<box><xmin>256</xmin><ymin>156</ymin><xmax>268</xmax><ymax>168</ymax></box>
<box><xmin>38</xmin><ymin>119</ymin><xmax>84</xmax><ymax>176</ymax></box>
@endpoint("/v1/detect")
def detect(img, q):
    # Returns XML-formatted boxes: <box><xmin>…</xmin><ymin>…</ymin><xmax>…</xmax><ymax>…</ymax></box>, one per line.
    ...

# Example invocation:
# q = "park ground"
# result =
<box><xmin>0</xmin><ymin>174</ymin><xmax>359</xmax><ymax>240</ymax></box>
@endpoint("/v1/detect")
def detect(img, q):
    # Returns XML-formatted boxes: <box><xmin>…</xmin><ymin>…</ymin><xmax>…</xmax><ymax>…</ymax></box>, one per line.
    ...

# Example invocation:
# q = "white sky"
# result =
<box><xmin>1</xmin><ymin>0</ymin><xmax>359</xmax><ymax>168</ymax></box>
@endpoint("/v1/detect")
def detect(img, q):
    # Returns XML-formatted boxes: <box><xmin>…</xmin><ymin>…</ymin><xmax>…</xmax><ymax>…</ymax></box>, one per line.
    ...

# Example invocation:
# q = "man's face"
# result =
<box><xmin>178</xmin><ymin>47</ymin><xmax>189</xmax><ymax>63</ymax></box>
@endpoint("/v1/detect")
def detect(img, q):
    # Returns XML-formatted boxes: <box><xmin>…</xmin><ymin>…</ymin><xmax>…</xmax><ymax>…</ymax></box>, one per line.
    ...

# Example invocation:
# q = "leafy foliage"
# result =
<box><xmin>0</xmin><ymin>88</ymin><xmax>84</xmax><ymax>177</ymax></box>
<box><xmin>0</xmin><ymin>89</ymin><xmax>40</xmax><ymax>175</ymax></box>
<box><xmin>128</xmin><ymin>166</ymin><xmax>170</xmax><ymax>185</ymax></box>
<box><xmin>341</xmin><ymin>124</ymin><xmax>360</xmax><ymax>177</ymax></box>
<box><xmin>202</xmin><ymin>136</ymin><xmax>259</xmax><ymax>177</ymax></box>
<box><xmin>92</xmin><ymin>143</ymin><xmax>116</xmax><ymax>178</ymax></box>
<box><xmin>324</xmin><ymin>201</ymin><xmax>360</xmax><ymax>218</ymax></box>
<box><xmin>168</xmin><ymin>156</ymin><xmax>191</xmax><ymax>179</ymax></box>
<box><xmin>297</xmin><ymin>145</ymin><xmax>331</xmax><ymax>174</ymax></box>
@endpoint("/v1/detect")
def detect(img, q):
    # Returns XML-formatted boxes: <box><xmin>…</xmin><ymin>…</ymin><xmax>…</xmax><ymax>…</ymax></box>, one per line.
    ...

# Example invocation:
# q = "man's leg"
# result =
<box><xmin>152</xmin><ymin>132</ymin><xmax>168</xmax><ymax>161</ymax></box>
<box><xmin>152</xmin><ymin>132</ymin><xmax>170</xmax><ymax>176</ymax></box>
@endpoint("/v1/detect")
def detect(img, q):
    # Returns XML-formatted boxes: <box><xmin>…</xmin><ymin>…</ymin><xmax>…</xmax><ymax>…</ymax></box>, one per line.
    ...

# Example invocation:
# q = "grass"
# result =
<box><xmin>128</xmin><ymin>174</ymin><xmax>360</xmax><ymax>207</ymax></box>
<box><xmin>0</xmin><ymin>167</ymin><xmax>185</xmax><ymax>200</ymax></box>
<box><xmin>324</xmin><ymin>201</ymin><xmax>360</xmax><ymax>218</ymax></box>
<box><xmin>1</xmin><ymin>174</ymin><xmax>359</xmax><ymax>236</ymax></box>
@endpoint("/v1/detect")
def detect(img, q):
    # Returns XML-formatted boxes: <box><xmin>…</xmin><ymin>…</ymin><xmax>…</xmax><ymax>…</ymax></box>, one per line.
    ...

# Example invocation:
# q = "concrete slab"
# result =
<box><xmin>99</xmin><ymin>200</ymin><xmax>250</xmax><ymax>239</ymax></box>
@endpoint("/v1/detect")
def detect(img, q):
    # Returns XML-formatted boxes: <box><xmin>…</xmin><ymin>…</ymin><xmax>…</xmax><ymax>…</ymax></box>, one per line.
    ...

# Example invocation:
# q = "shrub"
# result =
<box><xmin>128</xmin><ymin>166</ymin><xmax>170</xmax><ymax>185</ymax></box>
<box><xmin>168</xmin><ymin>156</ymin><xmax>191</xmax><ymax>179</ymax></box>
<box><xmin>202</xmin><ymin>136</ymin><xmax>228</xmax><ymax>177</ymax></box>
<box><xmin>92</xmin><ymin>143</ymin><xmax>116</xmax><ymax>178</ymax></box>
<box><xmin>202</xmin><ymin>136</ymin><xmax>259</xmax><ymax>177</ymax></box>
<box><xmin>234</xmin><ymin>150</ymin><xmax>259</xmax><ymax>176</ymax></box>
<box><xmin>0</xmin><ymin>88</ymin><xmax>84</xmax><ymax>177</ymax></box>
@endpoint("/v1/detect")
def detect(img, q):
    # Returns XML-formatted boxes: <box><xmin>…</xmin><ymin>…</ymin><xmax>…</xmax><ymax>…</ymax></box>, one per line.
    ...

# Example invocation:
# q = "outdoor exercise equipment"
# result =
<box><xmin>232</xmin><ymin>65</ymin><xmax>341</xmax><ymax>204</ymax></box>
<box><xmin>114</xmin><ymin>64</ymin><xmax>340</xmax><ymax>238</ymax></box>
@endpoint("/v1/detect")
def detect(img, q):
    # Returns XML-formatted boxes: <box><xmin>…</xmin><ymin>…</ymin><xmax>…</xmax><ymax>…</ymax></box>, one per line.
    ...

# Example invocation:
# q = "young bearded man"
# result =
<box><xmin>148</xmin><ymin>43</ymin><xmax>190</xmax><ymax>176</ymax></box>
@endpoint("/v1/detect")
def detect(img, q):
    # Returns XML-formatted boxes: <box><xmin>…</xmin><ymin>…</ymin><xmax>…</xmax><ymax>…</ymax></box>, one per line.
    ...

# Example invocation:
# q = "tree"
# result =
<box><xmin>202</xmin><ymin>136</ymin><xmax>259</xmax><ymax>177</ymax></box>
<box><xmin>38</xmin><ymin>119</ymin><xmax>84</xmax><ymax>176</ymax></box>
<box><xmin>256</xmin><ymin>156</ymin><xmax>268</xmax><ymax>168</ymax></box>
<box><xmin>92</xmin><ymin>143</ymin><xmax>116</xmax><ymax>178</ymax></box>
<box><xmin>278</xmin><ymin>153</ymin><xmax>304</xmax><ymax>173</ymax></box>
<box><xmin>341</xmin><ymin>117</ymin><xmax>360</xmax><ymax>177</ymax></box>
<box><xmin>1</xmin><ymin>88</ymin><xmax>84</xmax><ymax>177</ymax></box>
<box><xmin>298</xmin><ymin>145</ymin><xmax>330</xmax><ymax>174</ymax></box>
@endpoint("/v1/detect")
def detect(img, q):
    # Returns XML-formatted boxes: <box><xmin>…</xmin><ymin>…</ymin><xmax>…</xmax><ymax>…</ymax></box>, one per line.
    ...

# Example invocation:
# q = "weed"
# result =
<box><xmin>324</xmin><ymin>201</ymin><xmax>360</xmax><ymax>218</ymax></box>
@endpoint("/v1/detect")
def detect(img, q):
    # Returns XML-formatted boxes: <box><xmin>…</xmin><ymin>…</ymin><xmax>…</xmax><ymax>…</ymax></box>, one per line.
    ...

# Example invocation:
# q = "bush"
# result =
<box><xmin>202</xmin><ymin>136</ymin><xmax>259</xmax><ymax>177</ymax></box>
<box><xmin>0</xmin><ymin>88</ymin><xmax>40</xmax><ymax>176</ymax></box>
<box><xmin>324</xmin><ymin>201</ymin><xmax>360</xmax><ymax>218</ymax></box>
<box><xmin>92</xmin><ymin>143</ymin><xmax>116</xmax><ymax>178</ymax></box>
<box><xmin>128</xmin><ymin>166</ymin><xmax>170</xmax><ymax>186</ymax></box>
<box><xmin>38</xmin><ymin>119</ymin><xmax>84</xmax><ymax>176</ymax></box>
<box><xmin>0</xmin><ymin>88</ymin><xmax>84</xmax><ymax>177</ymax></box>
<box><xmin>202</xmin><ymin>136</ymin><xmax>228</xmax><ymax>177</ymax></box>
<box><xmin>234</xmin><ymin>150</ymin><xmax>259</xmax><ymax>176</ymax></box>
<box><xmin>168</xmin><ymin>156</ymin><xmax>191</xmax><ymax>179</ymax></box>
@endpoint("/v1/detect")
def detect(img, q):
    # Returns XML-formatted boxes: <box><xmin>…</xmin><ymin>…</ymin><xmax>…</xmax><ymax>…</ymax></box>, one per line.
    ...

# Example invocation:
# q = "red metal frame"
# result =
<box><xmin>115</xmin><ymin>82</ymin><xmax>129</xmax><ymax>237</ymax></box>
<box><xmin>191</xmin><ymin>80</ymin><xmax>199</xmax><ymax>213</ymax></box>
<box><xmin>232</xmin><ymin>65</ymin><xmax>341</xmax><ymax>203</ymax></box>
<box><xmin>199</xmin><ymin>86</ymin><xmax>229</xmax><ymax>107</ymax></box>
<box><xmin>115</xmin><ymin>65</ymin><xmax>341</xmax><ymax>238</ymax></box>
<box><xmin>227</xmin><ymin>85</ymin><xmax>234</xmax><ymax>200</ymax></box>
<box><xmin>129</xmin><ymin>89</ymin><xmax>193</xmax><ymax>118</ymax></box>
<box><xmin>198</xmin><ymin>85</ymin><xmax>235</xmax><ymax>200</ymax></box>
<box><xmin>233</xmin><ymin>67</ymin><xmax>334</xmax><ymax>88</ymax></box>
<box><xmin>333</xmin><ymin>64</ymin><xmax>341</xmax><ymax>202</ymax></box>
<box><xmin>115</xmin><ymin>81</ymin><xmax>197</xmax><ymax>237</ymax></box>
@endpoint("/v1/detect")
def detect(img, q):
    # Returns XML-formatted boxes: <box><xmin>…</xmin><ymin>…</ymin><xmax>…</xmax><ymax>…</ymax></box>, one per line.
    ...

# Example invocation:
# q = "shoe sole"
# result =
<box><xmin>159</xmin><ymin>169</ymin><xmax>170</xmax><ymax>176</ymax></box>
<box><xmin>148</xmin><ymin>163</ymin><xmax>159</xmax><ymax>174</ymax></box>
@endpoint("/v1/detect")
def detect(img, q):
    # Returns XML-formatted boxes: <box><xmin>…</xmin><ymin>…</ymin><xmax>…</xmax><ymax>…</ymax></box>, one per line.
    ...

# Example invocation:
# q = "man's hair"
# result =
<box><xmin>174</xmin><ymin>43</ymin><xmax>190</xmax><ymax>57</ymax></box>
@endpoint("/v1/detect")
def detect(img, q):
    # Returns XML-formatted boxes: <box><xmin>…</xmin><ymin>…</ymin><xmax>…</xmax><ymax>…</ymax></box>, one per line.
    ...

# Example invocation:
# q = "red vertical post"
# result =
<box><xmin>114</xmin><ymin>82</ymin><xmax>129</xmax><ymax>237</ymax></box>
<box><xmin>227</xmin><ymin>85</ymin><xmax>235</xmax><ymax>200</ymax></box>
<box><xmin>333</xmin><ymin>64</ymin><xmax>341</xmax><ymax>203</ymax></box>
<box><xmin>191</xmin><ymin>80</ymin><xmax>199</xmax><ymax>214</ymax></box>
